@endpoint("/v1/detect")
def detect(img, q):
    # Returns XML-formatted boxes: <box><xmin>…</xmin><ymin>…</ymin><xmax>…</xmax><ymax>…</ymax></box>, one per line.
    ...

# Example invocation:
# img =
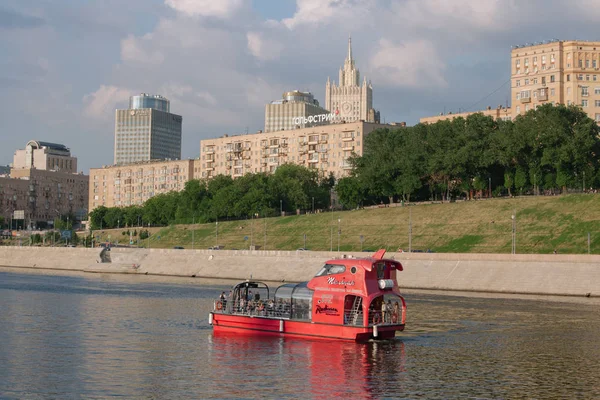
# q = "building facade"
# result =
<box><xmin>265</xmin><ymin>90</ymin><xmax>330</xmax><ymax>132</ymax></box>
<box><xmin>114</xmin><ymin>93</ymin><xmax>183</xmax><ymax>165</ymax></box>
<box><xmin>12</xmin><ymin>140</ymin><xmax>77</xmax><ymax>173</ymax></box>
<box><xmin>88</xmin><ymin>159</ymin><xmax>199</xmax><ymax>212</ymax></box>
<box><xmin>419</xmin><ymin>106</ymin><xmax>512</xmax><ymax>124</ymax></box>
<box><xmin>325</xmin><ymin>37</ymin><xmax>379</xmax><ymax>123</ymax></box>
<box><xmin>511</xmin><ymin>40</ymin><xmax>600</xmax><ymax>122</ymax></box>
<box><xmin>1</xmin><ymin>141</ymin><xmax>88</xmax><ymax>229</ymax></box>
<box><xmin>199</xmin><ymin>121</ymin><xmax>385</xmax><ymax>180</ymax></box>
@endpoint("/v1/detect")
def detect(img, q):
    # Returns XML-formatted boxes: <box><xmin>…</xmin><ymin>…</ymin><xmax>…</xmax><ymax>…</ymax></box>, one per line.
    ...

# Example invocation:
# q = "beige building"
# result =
<box><xmin>1</xmin><ymin>141</ymin><xmax>88</xmax><ymax>229</ymax></box>
<box><xmin>512</xmin><ymin>40</ymin><xmax>600</xmax><ymax>122</ymax></box>
<box><xmin>419</xmin><ymin>106</ymin><xmax>512</xmax><ymax>124</ymax></box>
<box><xmin>325</xmin><ymin>37</ymin><xmax>379</xmax><ymax>123</ymax></box>
<box><xmin>12</xmin><ymin>140</ymin><xmax>78</xmax><ymax>172</ymax></box>
<box><xmin>199</xmin><ymin>121</ymin><xmax>386</xmax><ymax>180</ymax></box>
<box><xmin>265</xmin><ymin>90</ymin><xmax>330</xmax><ymax>132</ymax></box>
<box><xmin>88</xmin><ymin>159</ymin><xmax>199</xmax><ymax>212</ymax></box>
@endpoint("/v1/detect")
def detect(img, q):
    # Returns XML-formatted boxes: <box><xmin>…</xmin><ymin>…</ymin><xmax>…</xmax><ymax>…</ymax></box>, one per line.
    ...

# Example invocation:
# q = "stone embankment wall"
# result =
<box><xmin>1</xmin><ymin>247</ymin><xmax>599</xmax><ymax>297</ymax></box>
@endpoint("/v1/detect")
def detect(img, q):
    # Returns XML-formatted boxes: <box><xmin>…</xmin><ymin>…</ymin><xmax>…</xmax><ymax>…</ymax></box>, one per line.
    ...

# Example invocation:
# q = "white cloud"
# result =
<box><xmin>83</xmin><ymin>85</ymin><xmax>132</xmax><ymax>119</ymax></box>
<box><xmin>246</xmin><ymin>31</ymin><xmax>283</xmax><ymax>61</ymax></box>
<box><xmin>283</xmin><ymin>0</ymin><xmax>375</xmax><ymax>29</ymax></box>
<box><xmin>120</xmin><ymin>34</ymin><xmax>164</xmax><ymax>65</ymax></box>
<box><xmin>165</xmin><ymin>0</ymin><xmax>243</xmax><ymax>18</ymax></box>
<box><xmin>392</xmin><ymin>0</ymin><xmax>507</xmax><ymax>31</ymax></box>
<box><xmin>370</xmin><ymin>39</ymin><xmax>446</xmax><ymax>88</ymax></box>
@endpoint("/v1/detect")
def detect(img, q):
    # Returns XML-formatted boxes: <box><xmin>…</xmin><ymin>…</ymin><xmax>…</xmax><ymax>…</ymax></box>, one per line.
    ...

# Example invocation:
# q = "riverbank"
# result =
<box><xmin>1</xmin><ymin>246</ymin><xmax>599</xmax><ymax>297</ymax></box>
<box><xmin>87</xmin><ymin>194</ymin><xmax>600</xmax><ymax>254</ymax></box>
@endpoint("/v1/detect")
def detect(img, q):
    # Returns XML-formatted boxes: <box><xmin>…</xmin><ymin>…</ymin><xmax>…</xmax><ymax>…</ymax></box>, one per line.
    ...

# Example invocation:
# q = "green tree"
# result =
<box><xmin>504</xmin><ymin>171</ymin><xmax>514</xmax><ymax>197</ymax></box>
<box><xmin>514</xmin><ymin>167</ymin><xmax>528</xmax><ymax>195</ymax></box>
<box><xmin>335</xmin><ymin>177</ymin><xmax>366</xmax><ymax>209</ymax></box>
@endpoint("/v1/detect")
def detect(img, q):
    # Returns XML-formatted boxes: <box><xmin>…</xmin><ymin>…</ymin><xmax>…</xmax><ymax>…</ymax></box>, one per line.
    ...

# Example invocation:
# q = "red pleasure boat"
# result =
<box><xmin>209</xmin><ymin>249</ymin><xmax>406</xmax><ymax>341</ymax></box>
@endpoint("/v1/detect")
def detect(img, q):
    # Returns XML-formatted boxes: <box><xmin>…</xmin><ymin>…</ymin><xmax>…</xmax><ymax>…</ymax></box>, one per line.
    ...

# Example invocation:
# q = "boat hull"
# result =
<box><xmin>210</xmin><ymin>312</ymin><xmax>404</xmax><ymax>341</ymax></box>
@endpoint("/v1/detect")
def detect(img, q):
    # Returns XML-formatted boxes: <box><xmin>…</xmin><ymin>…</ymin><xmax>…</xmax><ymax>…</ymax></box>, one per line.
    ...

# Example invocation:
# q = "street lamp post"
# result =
<box><xmin>280</xmin><ymin>200</ymin><xmax>283</xmax><ymax>216</ymax></box>
<box><xmin>408</xmin><ymin>208</ymin><xmax>412</xmax><ymax>253</ymax></box>
<box><xmin>312</xmin><ymin>197</ymin><xmax>315</xmax><ymax>213</ymax></box>
<box><xmin>511</xmin><ymin>210</ymin><xmax>516</xmax><ymax>254</ymax></box>
<box><xmin>303</xmin><ymin>233</ymin><xmax>307</xmax><ymax>250</ymax></box>
<box><xmin>192</xmin><ymin>213</ymin><xmax>195</xmax><ymax>250</ymax></box>
<box><xmin>147</xmin><ymin>222</ymin><xmax>150</xmax><ymax>249</ymax></box>
<box><xmin>337</xmin><ymin>218</ymin><xmax>341</xmax><ymax>252</ymax></box>
<box><xmin>215</xmin><ymin>219</ymin><xmax>219</xmax><ymax>248</ymax></box>
<box><xmin>488</xmin><ymin>177</ymin><xmax>492</xmax><ymax>198</ymax></box>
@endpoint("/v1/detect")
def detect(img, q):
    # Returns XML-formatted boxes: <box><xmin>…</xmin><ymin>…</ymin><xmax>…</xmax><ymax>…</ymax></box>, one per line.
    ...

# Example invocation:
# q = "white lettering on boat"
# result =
<box><xmin>327</xmin><ymin>277</ymin><xmax>355</xmax><ymax>286</ymax></box>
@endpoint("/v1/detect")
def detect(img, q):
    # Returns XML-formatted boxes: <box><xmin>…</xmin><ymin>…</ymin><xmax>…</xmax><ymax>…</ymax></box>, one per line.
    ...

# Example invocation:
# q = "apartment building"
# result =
<box><xmin>199</xmin><ymin>121</ymin><xmax>385</xmax><ymax>180</ymax></box>
<box><xmin>512</xmin><ymin>40</ymin><xmax>600</xmax><ymax>122</ymax></box>
<box><xmin>0</xmin><ymin>140</ymin><xmax>88</xmax><ymax>229</ymax></box>
<box><xmin>88</xmin><ymin>159</ymin><xmax>199</xmax><ymax>212</ymax></box>
<box><xmin>419</xmin><ymin>106</ymin><xmax>512</xmax><ymax>124</ymax></box>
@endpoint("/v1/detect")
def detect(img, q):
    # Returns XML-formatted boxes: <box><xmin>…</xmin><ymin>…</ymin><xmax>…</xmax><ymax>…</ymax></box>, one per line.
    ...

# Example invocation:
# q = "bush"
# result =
<box><xmin>139</xmin><ymin>229</ymin><xmax>149</xmax><ymax>240</ymax></box>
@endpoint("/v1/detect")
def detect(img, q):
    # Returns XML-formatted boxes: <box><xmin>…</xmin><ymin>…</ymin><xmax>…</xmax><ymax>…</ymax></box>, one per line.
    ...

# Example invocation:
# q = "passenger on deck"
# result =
<box><xmin>393</xmin><ymin>301</ymin><xmax>400</xmax><ymax>323</ymax></box>
<box><xmin>381</xmin><ymin>299</ymin><xmax>387</xmax><ymax>323</ymax></box>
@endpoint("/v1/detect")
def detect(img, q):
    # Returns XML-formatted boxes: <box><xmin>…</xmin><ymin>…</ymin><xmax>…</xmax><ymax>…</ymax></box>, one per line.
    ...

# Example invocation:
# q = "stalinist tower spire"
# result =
<box><xmin>325</xmin><ymin>36</ymin><xmax>376</xmax><ymax>123</ymax></box>
<box><xmin>347</xmin><ymin>34</ymin><xmax>352</xmax><ymax>62</ymax></box>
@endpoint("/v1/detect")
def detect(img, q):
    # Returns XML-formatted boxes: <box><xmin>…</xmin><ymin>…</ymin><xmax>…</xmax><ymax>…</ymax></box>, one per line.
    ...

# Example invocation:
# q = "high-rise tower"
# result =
<box><xmin>114</xmin><ymin>93</ymin><xmax>182</xmax><ymax>165</ymax></box>
<box><xmin>325</xmin><ymin>36</ymin><xmax>379</xmax><ymax>123</ymax></box>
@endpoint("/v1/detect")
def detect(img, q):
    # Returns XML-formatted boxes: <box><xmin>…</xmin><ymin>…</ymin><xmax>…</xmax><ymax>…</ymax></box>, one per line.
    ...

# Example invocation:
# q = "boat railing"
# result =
<box><xmin>367</xmin><ymin>310</ymin><xmax>402</xmax><ymax>326</ymax></box>
<box><xmin>213</xmin><ymin>298</ymin><xmax>292</xmax><ymax>319</ymax></box>
<box><xmin>343</xmin><ymin>310</ymin><xmax>364</xmax><ymax>326</ymax></box>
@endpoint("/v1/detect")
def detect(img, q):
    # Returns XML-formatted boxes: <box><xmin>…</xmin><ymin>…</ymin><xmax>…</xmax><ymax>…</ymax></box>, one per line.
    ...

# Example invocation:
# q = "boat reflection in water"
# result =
<box><xmin>207</xmin><ymin>331</ymin><xmax>406</xmax><ymax>398</ymax></box>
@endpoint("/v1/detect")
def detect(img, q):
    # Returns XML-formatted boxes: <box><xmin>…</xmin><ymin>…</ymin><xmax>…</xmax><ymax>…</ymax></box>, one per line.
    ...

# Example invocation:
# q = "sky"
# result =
<box><xmin>2</xmin><ymin>0</ymin><xmax>600</xmax><ymax>172</ymax></box>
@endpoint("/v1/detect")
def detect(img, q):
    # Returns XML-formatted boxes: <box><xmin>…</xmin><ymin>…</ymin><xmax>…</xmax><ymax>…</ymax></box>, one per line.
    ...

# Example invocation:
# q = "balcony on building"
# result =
<box><xmin>308</xmin><ymin>136</ymin><xmax>319</xmax><ymax>145</ymax></box>
<box><xmin>343</xmin><ymin>145</ymin><xmax>354</xmax><ymax>151</ymax></box>
<box><xmin>520</xmin><ymin>97</ymin><xmax>531</xmax><ymax>103</ymax></box>
<box><xmin>205</xmin><ymin>147</ymin><xmax>215</xmax><ymax>154</ymax></box>
<box><xmin>342</xmin><ymin>134</ymin><xmax>354</xmax><ymax>141</ymax></box>
<box><xmin>308</xmin><ymin>158</ymin><xmax>319</xmax><ymax>163</ymax></box>
<box><xmin>538</xmin><ymin>90</ymin><xmax>548</xmax><ymax>101</ymax></box>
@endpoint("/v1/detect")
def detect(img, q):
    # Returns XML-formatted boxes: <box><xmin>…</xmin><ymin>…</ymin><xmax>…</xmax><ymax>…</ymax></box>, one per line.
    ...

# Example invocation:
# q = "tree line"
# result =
<box><xmin>88</xmin><ymin>164</ymin><xmax>334</xmax><ymax>230</ymax></box>
<box><xmin>336</xmin><ymin>104</ymin><xmax>600</xmax><ymax>208</ymax></box>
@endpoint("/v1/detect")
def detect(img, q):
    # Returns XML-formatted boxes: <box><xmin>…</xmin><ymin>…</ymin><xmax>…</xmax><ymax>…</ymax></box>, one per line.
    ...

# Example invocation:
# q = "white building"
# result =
<box><xmin>325</xmin><ymin>37</ymin><xmax>379</xmax><ymax>123</ymax></box>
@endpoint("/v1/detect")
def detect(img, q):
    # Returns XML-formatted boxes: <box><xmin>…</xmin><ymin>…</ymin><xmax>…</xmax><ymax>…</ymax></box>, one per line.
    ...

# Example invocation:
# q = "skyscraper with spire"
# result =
<box><xmin>325</xmin><ymin>36</ymin><xmax>379</xmax><ymax>123</ymax></box>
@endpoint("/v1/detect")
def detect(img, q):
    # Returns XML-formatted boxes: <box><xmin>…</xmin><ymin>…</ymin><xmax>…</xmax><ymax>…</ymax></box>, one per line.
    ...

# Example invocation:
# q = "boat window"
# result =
<box><xmin>344</xmin><ymin>295</ymin><xmax>364</xmax><ymax>326</ymax></box>
<box><xmin>374</xmin><ymin>262</ymin><xmax>386</xmax><ymax>279</ymax></box>
<box><xmin>314</xmin><ymin>264</ymin><xmax>346</xmax><ymax>277</ymax></box>
<box><xmin>274</xmin><ymin>283</ymin><xmax>296</xmax><ymax>301</ymax></box>
<box><xmin>291</xmin><ymin>282</ymin><xmax>312</xmax><ymax>321</ymax></box>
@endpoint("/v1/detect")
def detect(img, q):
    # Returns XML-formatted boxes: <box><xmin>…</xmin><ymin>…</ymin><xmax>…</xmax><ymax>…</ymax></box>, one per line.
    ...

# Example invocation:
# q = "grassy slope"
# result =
<box><xmin>93</xmin><ymin>194</ymin><xmax>600</xmax><ymax>254</ymax></box>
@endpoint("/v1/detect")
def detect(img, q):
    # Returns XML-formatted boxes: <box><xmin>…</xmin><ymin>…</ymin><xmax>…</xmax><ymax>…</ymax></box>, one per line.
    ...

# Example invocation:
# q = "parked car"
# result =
<box><xmin>173</xmin><ymin>246</ymin><xmax>184</xmax><ymax>249</ymax></box>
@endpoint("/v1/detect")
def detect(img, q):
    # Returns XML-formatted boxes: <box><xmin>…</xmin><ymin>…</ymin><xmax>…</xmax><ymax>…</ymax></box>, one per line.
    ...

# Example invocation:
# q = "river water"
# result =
<box><xmin>0</xmin><ymin>270</ymin><xmax>599</xmax><ymax>399</ymax></box>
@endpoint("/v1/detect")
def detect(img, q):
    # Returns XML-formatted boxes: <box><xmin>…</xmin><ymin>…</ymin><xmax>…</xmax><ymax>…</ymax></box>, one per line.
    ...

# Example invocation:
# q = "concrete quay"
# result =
<box><xmin>0</xmin><ymin>246</ymin><xmax>599</xmax><ymax>297</ymax></box>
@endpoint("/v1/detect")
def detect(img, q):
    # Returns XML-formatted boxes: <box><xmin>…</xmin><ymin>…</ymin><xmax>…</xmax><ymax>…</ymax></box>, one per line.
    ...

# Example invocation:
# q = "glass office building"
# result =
<box><xmin>114</xmin><ymin>94</ymin><xmax>182</xmax><ymax>165</ymax></box>
<box><xmin>129</xmin><ymin>93</ymin><xmax>170</xmax><ymax>112</ymax></box>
